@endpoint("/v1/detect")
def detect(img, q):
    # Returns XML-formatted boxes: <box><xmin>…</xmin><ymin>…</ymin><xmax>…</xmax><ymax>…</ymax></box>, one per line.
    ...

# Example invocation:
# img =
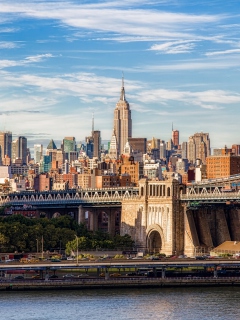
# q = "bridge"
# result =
<box><xmin>181</xmin><ymin>174</ymin><xmax>240</xmax><ymax>208</ymax></box>
<box><xmin>0</xmin><ymin>187</ymin><xmax>139</xmax><ymax>208</ymax></box>
<box><xmin>2</xmin><ymin>176</ymin><xmax>240</xmax><ymax>258</ymax></box>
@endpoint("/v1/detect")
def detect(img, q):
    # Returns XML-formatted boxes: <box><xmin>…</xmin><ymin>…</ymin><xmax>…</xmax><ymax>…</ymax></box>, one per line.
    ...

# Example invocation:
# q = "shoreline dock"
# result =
<box><xmin>2</xmin><ymin>277</ymin><xmax>240</xmax><ymax>291</ymax></box>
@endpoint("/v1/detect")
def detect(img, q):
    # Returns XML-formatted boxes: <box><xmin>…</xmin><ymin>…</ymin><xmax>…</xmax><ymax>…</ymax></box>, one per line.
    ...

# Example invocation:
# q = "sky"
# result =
<box><xmin>0</xmin><ymin>0</ymin><xmax>240</xmax><ymax>152</ymax></box>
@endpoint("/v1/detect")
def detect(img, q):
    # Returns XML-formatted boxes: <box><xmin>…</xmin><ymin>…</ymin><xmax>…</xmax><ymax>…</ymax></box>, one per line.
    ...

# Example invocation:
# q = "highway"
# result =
<box><xmin>1</xmin><ymin>258</ymin><xmax>240</xmax><ymax>271</ymax></box>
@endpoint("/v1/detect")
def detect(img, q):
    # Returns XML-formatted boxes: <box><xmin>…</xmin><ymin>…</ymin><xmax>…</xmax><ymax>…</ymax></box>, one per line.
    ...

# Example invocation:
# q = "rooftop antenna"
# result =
<box><xmin>92</xmin><ymin>112</ymin><xmax>94</xmax><ymax>136</ymax></box>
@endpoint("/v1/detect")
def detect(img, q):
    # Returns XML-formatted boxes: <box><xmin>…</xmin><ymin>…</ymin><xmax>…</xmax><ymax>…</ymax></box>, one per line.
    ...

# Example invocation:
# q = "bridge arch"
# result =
<box><xmin>146</xmin><ymin>224</ymin><xmax>165</xmax><ymax>253</ymax></box>
<box><xmin>52</xmin><ymin>212</ymin><xmax>61</xmax><ymax>218</ymax></box>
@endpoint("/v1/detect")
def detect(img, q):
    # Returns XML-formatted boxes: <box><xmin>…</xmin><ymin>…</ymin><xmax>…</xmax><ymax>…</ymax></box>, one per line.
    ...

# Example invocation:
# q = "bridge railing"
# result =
<box><xmin>181</xmin><ymin>192</ymin><xmax>240</xmax><ymax>200</ymax></box>
<box><xmin>0</xmin><ymin>194</ymin><xmax>140</xmax><ymax>206</ymax></box>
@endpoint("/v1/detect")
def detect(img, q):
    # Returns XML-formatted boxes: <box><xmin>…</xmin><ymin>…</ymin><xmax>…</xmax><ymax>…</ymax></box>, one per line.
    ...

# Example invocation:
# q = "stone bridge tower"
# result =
<box><xmin>121</xmin><ymin>178</ymin><xmax>184</xmax><ymax>255</ymax></box>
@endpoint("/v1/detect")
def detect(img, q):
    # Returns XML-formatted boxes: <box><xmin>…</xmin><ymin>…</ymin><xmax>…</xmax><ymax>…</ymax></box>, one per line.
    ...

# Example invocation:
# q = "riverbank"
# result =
<box><xmin>2</xmin><ymin>277</ymin><xmax>240</xmax><ymax>291</ymax></box>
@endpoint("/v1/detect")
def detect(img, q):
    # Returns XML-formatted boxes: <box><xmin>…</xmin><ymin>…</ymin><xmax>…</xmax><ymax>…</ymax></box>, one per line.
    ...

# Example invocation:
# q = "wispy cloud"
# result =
<box><xmin>0</xmin><ymin>1</ymin><xmax>223</xmax><ymax>42</ymax></box>
<box><xmin>0</xmin><ymin>53</ymin><xmax>54</xmax><ymax>69</ymax></box>
<box><xmin>149</xmin><ymin>41</ymin><xmax>197</xmax><ymax>54</ymax></box>
<box><xmin>136</xmin><ymin>88</ymin><xmax>240</xmax><ymax>109</ymax></box>
<box><xmin>206</xmin><ymin>48</ymin><xmax>240</xmax><ymax>56</ymax></box>
<box><xmin>0</xmin><ymin>41</ymin><xmax>20</xmax><ymax>49</ymax></box>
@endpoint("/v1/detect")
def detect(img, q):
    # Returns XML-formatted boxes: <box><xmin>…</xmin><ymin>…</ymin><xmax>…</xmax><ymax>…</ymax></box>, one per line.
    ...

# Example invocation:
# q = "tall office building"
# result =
<box><xmin>181</xmin><ymin>142</ymin><xmax>188</xmax><ymax>159</ymax></box>
<box><xmin>62</xmin><ymin>137</ymin><xmax>76</xmax><ymax>153</ymax></box>
<box><xmin>93</xmin><ymin>130</ymin><xmax>101</xmax><ymax>159</ymax></box>
<box><xmin>34</xmin><ymin>144</ymin><xmax>43</xmax><ymax>164</ymax></box>
<box><xmin>0</xmin><ymin>131</ymin><xmax>12</xmax><ymax>164</ymax></box>
<box><xmin>113</xmin><ymin>77</ymin><xmax>132</xmax><ymax>157</ymax></box>
<box><xmin>85</xmin><ymin>136</ymin><xmax>94</xmax><ymax>159</ymax></box>
<box><xmin>108</xmin><ymin>130</ymin><xmax>118</xmax><ymax>159</ymax></box>
<box><xmin>187</xmin><ymin>132</ymin><xmax>210</xmax><ymax>164</ymax></box>
<box><xmin>159</xmin><ymin>140</ymin><xmax>166</xmax><ymax>159</ymax></box>
<box><xmin>128</xmin><ymin>138</ymin><xmax>147</xmax><ymax>154</ymax></box>
<box><xmin>172</xmin><ymin>129</ymin><xmax>179</xmax><ymax>147</ymax></box>
<box><xmin>11</xmin><ymin>136</ymin><xmax>27</xmax><ymax>164</ymax></box>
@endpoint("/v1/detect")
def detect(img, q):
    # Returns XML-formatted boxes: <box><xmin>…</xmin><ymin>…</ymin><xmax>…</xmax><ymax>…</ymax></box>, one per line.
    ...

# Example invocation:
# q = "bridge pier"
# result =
<box><xmin>229</xmin><ymin>208</ymin><xmax>240</xmax><ymax>240</ymax></box>
<box><xmin>184</xmin><ymin>207</ymin><xmax>200</xmax><ymax>257</ymax></box>
<box><xmin>89</xmin><ymin>209</ymin><xmax>99</xmax><ymax>232</ymax></box>
<box><xmin>107</xmin><ymin>210</ymin><xmax>116</xmax><ymax>237</ymax></box>
<box><xmin>196</xmin><ymin>207</ymin><xmax>213</xmax><ymax>249</ymax></box>
<box><xmin>215</xmin><ymin>207</ymin><xmax>231</xmax><ymax>245</ymax></box>
<box><xmin>78</xmin><ymin>205</ymin><xmax>85</xmax><ymax>224</ymax></box>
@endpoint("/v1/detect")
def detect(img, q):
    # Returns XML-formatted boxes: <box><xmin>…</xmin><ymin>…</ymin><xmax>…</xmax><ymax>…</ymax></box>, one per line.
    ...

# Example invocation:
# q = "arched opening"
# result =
<box><xmin>52</xmin><ymin>212</ymin><xmax>61</xmax><ymax>218</ymax></box>
<box><xmin>167</xmin><ymin>187</ymin><xmax>171</xmax><ymax>197</ymax></box>
<box><xmin>40</xmin><ymin>212</ymin><xmax>46</xmax><ymax>217</ymax></box>
<box><xmin>147</xmin><ymin>230</ymin><xmax>162</xmax><ymax>253</ymax></box>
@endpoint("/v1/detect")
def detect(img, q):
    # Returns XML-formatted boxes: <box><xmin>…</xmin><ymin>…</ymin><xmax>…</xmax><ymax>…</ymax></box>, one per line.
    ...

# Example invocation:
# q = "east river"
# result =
<box><xmin>1</xmin><ymin>287</ymin><xmax>240</xmax><ymax>320</ymax></box>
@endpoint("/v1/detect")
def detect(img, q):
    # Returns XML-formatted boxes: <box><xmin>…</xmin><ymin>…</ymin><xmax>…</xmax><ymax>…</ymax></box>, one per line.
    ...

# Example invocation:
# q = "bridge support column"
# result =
<box><xmin>215</xmin><ymin>207</ymin><xmax>231</xmax><ymax>245</ymax></box>
<box><xmin>107</xmin><ymin>210</ymin><xmax>115</xmax><ymax>236</ymax></box>
<box><xmin>78</xmin><ymin>205</ymin><xmax>85</xmax><ymax>224</ymax></box>
<box><xmin>197</xmin><ymin>207</ymin><xmax>213</xmax><ymax>250</ymax></box>
<box><xmin>229</xmin><ymin>208</ymin><xmax>240</xmax><ymax>241</ymax></box>
<box><xmin>162</xmin><ymin>268</ymin><xmax>165</xmax><ymax>279</ymax></box>
<box><xmin>184</xmin><ymin>207</ymin><xmax>200</xmax><ymax>257</ymax></box>
<box><xmin>89</xmin><ymin>210</ymin><xmax>99</xmax><ymax>232</ymax></box>
<box><xmin>153</xmin><ymin>267</ymin><xmax>157</xmax><ymax>278</ymax></box>
<box><xmin>105</xmin><ymin>268</ymin><xmax>109</xmax><ymax>280</ymax></box>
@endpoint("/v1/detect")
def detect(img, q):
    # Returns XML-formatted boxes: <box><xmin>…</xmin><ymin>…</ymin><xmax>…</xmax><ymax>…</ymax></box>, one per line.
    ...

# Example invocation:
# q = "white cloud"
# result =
<box><xmin>206</xmin><ymin>49</ymin><xmax>240</xmax><ymax>56</ymax></box>
<box><xmin>149</xmin><ymin>41</ymin><xmax>196</xmax><ymax>54</ymax></box>
<box><xmin>0</xmin><ymin>1</ymin><xmax>223</xmax><ymax>41</ymax></box>
<box><xmin>136</xmin><ymin>88</ymin><xmax>240</xmax><ymax>108</ymax></box>
<box><xmin>0</xmin><ymin>53</ymin><xmax>54</xmax><ymax>69</ymax></box>
<box><xmin>0</xmin><ymin>41</ymin><xmax>19</xmax><ymax>49</ymax></box>
<box><xmin>25</xmin><ymin>53</ymin><xmax>54</xmax><ymax>63</ymax></box>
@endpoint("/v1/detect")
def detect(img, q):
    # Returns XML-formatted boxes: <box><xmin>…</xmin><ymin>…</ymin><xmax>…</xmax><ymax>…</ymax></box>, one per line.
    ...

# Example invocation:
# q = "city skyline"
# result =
<box><xmin>1</xmin><ymin>1</ymin><xmax>240</xmax><ymax>149</ymax></box>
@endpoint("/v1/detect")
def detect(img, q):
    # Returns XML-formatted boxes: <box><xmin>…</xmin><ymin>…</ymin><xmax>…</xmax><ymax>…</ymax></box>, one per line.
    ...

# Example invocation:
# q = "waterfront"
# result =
<box><xmin>1</xmin><ymin>287</ymin><xmax>240</xmax><ymax>320</ymax></box>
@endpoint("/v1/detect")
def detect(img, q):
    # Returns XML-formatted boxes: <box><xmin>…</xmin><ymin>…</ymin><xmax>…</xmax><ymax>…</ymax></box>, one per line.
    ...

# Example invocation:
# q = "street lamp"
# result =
<box><xmin>75</xmin><ymin>235</ymin><xmax>79</xmax><ymax>265</ymax></box>
<box><xmin>59</xmin><ymin>240</ymin><xmax>62</xmax><ymax>255</ymax></box>
<box><xmin>36</xmin><ymin>239</ymin><xmax>39</xmax><ymax>254</ymax></box>
<box><xmin>41</xmin><ymin>235</ymin><xmax>44</xmax><ymax>259</ymax></box>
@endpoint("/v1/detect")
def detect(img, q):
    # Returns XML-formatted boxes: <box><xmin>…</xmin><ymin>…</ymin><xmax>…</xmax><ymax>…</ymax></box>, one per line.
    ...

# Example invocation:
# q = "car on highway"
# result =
<box><xmin>110</xmin><ymin>273</ymin><xmax>121</xmax><ymax>277</ymax></box>
<box><xmin>49</xmin><ymin>275</ymin><xmax>58</xmax><ymax>279</ymax></box>
<box><xmin>13</xmin><ymin>275</ymin><xmax>25</xmax><ymax>280</ymax></box>
<box><xmin>50</xmin><ymin>259</ymin><xmax>61</xmax><ymax>262</ymax></box>
<box><xmin>62</xmin><ymin>274</ymin><xmax>76</xmax><ymax>279</ymax></box>
<box><xmin>77</xmin><ymin>274</ymin><xmax>89</xmax><ymax>277</ymax></box>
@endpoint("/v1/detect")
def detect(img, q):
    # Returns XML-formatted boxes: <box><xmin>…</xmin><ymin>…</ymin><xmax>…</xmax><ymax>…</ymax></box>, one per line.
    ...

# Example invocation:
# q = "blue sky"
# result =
<box><xmin>1</xmin><ymin>0</ymin><xmax>240</xmax><ymax>151</ymax></box>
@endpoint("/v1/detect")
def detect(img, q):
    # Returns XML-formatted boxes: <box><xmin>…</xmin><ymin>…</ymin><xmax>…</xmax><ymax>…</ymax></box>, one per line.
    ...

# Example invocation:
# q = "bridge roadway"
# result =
<box><xmin>0</xmin><ymin>187</ymin><xmax>139</xmax><ymax>208</ymax></box>
<box><xmin>1</xmin><ymin>259</ymin><xmax>240</xmax><ymax>271</ymax></box>
<box><xmin>2</xmin><ymin>259</ymin><xmax>240</xmax><ymax>290</ymax></box>
<box><xmin>2</xmin><ymin>174</ymin><xmax>240</xmax><ymax>208</ymax></box>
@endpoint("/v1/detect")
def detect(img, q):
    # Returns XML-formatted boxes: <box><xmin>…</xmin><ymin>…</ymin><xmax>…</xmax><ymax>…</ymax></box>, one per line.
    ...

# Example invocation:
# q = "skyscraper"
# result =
<box><xmin>187</xmin><ymin>132</ymin><xmax>210</xmax><ymax>164</ymax></box>
<box><xmin>93</xmin><ymin>130</ymin><xmax>101</xmax><ymax>159</ymax></box>
<box><xmin>0</xmin><ymin>131</ymin><xmax>12</xmax><ymax>164</ymax></box>
<box><xmin>172</xmin><ymin>129</ymin><xmax>179</xmax><ymax>147</ymax></box>
<box><xmin>34</xmin><ymin>144</ymin><xmax>43</xmax><ymax>164</ymax></box>
<box><xmin>11</xmin><ymin>136</ymin><xmax>27</xmax><ymax>164</ymax></box>
<box><xmin>113</xmin><ymin>77</ymin><xmax>132</xmax><ymax>157</ymax></box>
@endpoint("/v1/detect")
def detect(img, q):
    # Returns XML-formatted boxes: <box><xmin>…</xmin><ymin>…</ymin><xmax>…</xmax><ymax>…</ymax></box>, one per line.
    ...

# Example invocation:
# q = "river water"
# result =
<box><xmin>1</xmin><ymin>287</ymin><xmax>240</xmax><ymax>320</ymax></box>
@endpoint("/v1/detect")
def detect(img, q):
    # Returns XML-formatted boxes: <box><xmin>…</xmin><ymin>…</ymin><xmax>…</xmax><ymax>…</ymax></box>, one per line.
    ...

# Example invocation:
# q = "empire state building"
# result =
<box><xmin>113</xmin><ymin>77</ymin><xmax>132</xmax><ymax>157</ymax></box>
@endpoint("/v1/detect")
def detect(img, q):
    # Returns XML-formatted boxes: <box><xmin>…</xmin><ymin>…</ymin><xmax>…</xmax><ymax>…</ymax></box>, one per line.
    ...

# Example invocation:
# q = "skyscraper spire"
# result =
<box><xmin>113</xmin><ymin>75</ymin><xmax>132</xmax><ymax>157</ymax></box>
<box><xmin>120</xmin><ymin>72</ymin><xmax>126</xmax><ymax>101</ymax></box>
<box><xmin>92</xmin><ymin>112</ymin><xmax>94</xmax><ymax>136</ymax></box>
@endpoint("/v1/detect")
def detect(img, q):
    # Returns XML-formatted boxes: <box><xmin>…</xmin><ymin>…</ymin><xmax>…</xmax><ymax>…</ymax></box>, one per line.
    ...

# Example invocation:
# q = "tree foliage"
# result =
<box><xmin>0</xmin><ymin>215</ymin><xmax>134</xmax><ymax>253</ymax></box>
